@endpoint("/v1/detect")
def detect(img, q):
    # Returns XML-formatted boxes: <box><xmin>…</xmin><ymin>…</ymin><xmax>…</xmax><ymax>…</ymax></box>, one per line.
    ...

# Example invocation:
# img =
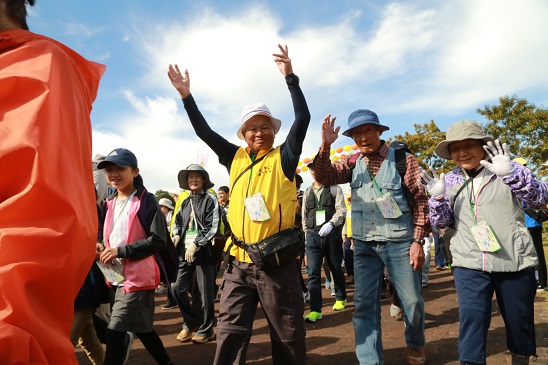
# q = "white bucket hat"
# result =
<box><xmin>158</xmin><ymin>198</ymin><xmax>174</xmax><ymax>211</ymax></box>
<box><xmin>435</xmin><ymin>120</ymin><xmax>494</xmax><ymax>160</ymax></box>
<box><xmin>237</xmin><ymin>102</ymin><xmax>282</xmax><ymax>140</ymax></box>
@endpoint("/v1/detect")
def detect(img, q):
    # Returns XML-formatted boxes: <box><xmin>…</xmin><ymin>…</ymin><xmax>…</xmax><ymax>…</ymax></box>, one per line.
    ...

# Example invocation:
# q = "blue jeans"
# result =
<box><xmin>306</xmin><ymin>230</ymin><xmax>346</xmax><ymax>313</ymax></box>
<box><xmin>453</xmin><ymin>267</ymin><xmax>536</xmax><ymax>364</ymax></box>
<box><xmin>353</xmin><ymin>240</ymin><xmax>425</xmax><ymax>365</ymax></box>
<box><xmin>432</xmin><ymin>232</ymin><xmax>447</xmax><ymax>267</ymax></box>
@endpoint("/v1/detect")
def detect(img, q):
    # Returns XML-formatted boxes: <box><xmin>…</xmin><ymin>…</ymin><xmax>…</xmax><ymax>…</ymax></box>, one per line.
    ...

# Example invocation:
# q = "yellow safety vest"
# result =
<box><xmin>226</xmin><ymin>146</ymin><xmax>296</xmax><ymax>263</ymax></box>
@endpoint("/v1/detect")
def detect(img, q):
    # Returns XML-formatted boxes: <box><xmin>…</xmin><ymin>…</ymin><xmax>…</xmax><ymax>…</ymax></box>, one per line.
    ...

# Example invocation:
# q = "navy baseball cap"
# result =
<box><xmin>97</xmin><ymin>148</ymin><xmax>138</xmax><ymax>169</ymax></box>
<box><xmin>342</xmin><ymin>109</ymin><xmax>390</xmax><ymax>137</ymax></box>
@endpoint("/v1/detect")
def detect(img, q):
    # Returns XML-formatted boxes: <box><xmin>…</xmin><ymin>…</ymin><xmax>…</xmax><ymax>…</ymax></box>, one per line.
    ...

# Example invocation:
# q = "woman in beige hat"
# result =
<box><xmin>420</xmin><ymin>120</ymin><xmax>548</xmax><ymax>365</ymax></box>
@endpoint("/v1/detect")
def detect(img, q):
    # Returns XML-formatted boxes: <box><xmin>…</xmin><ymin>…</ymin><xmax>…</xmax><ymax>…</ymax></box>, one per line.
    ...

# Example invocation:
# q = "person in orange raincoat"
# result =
<box><xmin>0</xmin><ymin>1</ymin><xmax>105</xmax><ymax>364</ymax></box>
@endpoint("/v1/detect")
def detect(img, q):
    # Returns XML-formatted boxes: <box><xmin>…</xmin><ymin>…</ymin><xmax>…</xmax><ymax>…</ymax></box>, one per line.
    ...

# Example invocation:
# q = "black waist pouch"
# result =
<box><xmin>243</xmin><ymin>227</ymin><xmax>304</xmax><ymax>271</ymax></box>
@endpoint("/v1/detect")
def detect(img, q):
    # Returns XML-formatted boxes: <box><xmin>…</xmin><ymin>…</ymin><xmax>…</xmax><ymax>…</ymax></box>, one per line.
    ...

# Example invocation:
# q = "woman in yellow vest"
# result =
<box><xmin>168</xmin><ymin>44</ymin><xmax>310</xmax><ymax>364</ymax></box>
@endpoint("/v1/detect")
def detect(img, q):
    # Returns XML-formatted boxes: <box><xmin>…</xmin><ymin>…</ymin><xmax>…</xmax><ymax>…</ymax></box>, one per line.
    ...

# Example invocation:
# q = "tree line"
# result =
<box><xmin>392</xmin><ymin>95</ymin><xmax>548</xmax><ymax>178</ymax></box>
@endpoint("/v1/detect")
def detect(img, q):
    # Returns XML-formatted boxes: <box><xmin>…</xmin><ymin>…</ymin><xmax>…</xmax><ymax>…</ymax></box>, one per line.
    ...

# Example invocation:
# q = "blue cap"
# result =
<box><xmin>342</xmin><ymin>109</ymin><xmax>389</xmax><ymax>137</ymax></box>
<box><xmin>97</xmin><ymin>148</ymin><xmax>138</xmax><ymax>169</ymax></box>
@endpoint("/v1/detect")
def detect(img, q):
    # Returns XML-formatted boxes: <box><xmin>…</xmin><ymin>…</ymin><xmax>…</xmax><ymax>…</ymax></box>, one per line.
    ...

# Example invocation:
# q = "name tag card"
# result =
<box><xmin>185</xmin><ymin>229</ymin><xmax>198</xmax><ymax>249</ymax></box>
<box><xmin>244</xmin><ymin>192</ymin><xmax>271</xmax><ymax>222</ymax></box>
<box><xmin>316</xmin><ymin>210</ymin><xmax>326</xmax><ymax>225</ymax></box>
<box><xmin>469</xmin><ymin>220</ymin><xmax>502</xmax><ymax>252</ymax></box>
<box><xmin>375</xmin><ymin>192</ymin><xmax>403</xmax><ymax>219</ymax></box>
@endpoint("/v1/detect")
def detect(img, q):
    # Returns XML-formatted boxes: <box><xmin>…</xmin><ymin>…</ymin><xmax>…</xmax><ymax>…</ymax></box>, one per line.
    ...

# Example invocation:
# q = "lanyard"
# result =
<box><xmin>313</xmin><ymin>187</ymin><xmax>325</xmax><ymax>210</ymax></box>
<box><xmin>464</xmin><ymin>169</ymin><xmax>487</xmax><ymax>223</ymax></box>
<box><xmin>366</xmin><ymin>164</ymin><xmax>383</xmax><ymax>196</ymax></box>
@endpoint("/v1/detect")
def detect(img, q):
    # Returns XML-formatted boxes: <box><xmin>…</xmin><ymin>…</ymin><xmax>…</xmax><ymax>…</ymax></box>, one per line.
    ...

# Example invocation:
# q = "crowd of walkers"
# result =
<box><xmin>2</xmin><ymin>2</ymin><xmax>548</xmax><ymax>365</ymax></box>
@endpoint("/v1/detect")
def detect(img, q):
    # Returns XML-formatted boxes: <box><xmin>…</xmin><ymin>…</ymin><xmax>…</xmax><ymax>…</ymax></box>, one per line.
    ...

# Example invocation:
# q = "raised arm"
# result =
<box><xmin>312</xmin><ymin>115</ymin><xmax>351</xmax><ymax>186</ymax></box>
<box><xmin>276</xmin><ymin>44</ymin><xmax>311</xmax><ymax>179</ymax></box>
<box><xmin>167</xmin><ymin>64</ymin><xmax>238</xmax><ymax>169</ymax></box>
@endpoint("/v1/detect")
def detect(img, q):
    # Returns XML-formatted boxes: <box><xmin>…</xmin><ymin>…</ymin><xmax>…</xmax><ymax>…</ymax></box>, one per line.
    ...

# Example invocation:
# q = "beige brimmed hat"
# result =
<box><xmin>158</xmin><ymin>198</ymin><xmax>174</xmax><ymax>211</ymax></box>
<box><xmin>435</xmin><ymin>120</ymin><xmax>494</xmax><ymax>160</ymax></box>
<box><xmin>177</xmin><ymin>164</ymin><xmax>214</xmax><ymax>190</ymax></box>
<box><xmin>237</xmin><ymin>102</ymin><xmax>282</xmax><ymax>140</ymax></box>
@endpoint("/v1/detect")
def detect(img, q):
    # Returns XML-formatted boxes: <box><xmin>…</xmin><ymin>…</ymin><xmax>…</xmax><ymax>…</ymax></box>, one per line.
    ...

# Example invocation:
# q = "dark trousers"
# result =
<box><xmin>213</xmin><ymin>259</ymin><xmax>306</xmax><ymax>365</ymax></box>
<box><xmin>343</xmin><ymin>236</ymin><xmax>354</xmax><ymax>276</ymax></box>
<box><xmin>306</xmin><ymin>231</ymin><xmax>347</xmax><ymax>312</ymax></box>
<box><xmin>528</xmin><ymin>226</ymin><xmax>547</xmax><ymax>288</ymax></box>
<box><xmin>453</xmin><ymin>267</ymin><xmax>537</xmax><ymax>364</ymax></box>
<box><xmin>172</xmin><ymin>259</ymin><xmax>216</xmax><ymax>336</ymax></box>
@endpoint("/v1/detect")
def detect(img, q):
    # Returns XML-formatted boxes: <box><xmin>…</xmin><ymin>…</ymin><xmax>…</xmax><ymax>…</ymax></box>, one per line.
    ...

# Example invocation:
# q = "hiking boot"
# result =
<box><xmin>345</xmin><ymin>275</ymin><xmax>354</xmax><ymax>284</ymax></box>
<box><xmin>191</xmin><ymin>333</ymin><xmax>215</xmax><ymax>344</ymax></box>
<box><xmin>176</xmin><ymin>327</ymin><xmax>193</xmax><ymax>342</ymax></box>
<box><xmin>406</xmin><ymin>347</ymin><xmax>426</xmax><ymax>365</ymax></box>
<box><xmin>304</xmin><ymin>311</ymin><xmax>323</xmax><ymax>323</ymax></box>
<box><xmin>162</xmin><ymin>301</ymin><xmax>178</xmax><ymax>310</ymax></box>
<box><xmin>333</xmin><ymin>299</ymin><xmax>346</xmax><ymax>311</ymax></box>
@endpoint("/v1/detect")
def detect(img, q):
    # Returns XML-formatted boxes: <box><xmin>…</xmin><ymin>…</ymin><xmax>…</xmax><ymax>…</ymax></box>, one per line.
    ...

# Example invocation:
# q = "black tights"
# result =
<box><xmin>104</xmin><ymin>328</ymin><xmax>171</xmax><ymax>365</ymax></box>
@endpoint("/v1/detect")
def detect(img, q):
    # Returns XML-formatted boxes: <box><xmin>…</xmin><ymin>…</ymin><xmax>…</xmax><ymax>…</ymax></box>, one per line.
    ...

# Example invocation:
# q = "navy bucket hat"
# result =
<box><xmin>342</xmin><ymin>109</ymin><xmax>390</xmax><ymax>137</ymax></box>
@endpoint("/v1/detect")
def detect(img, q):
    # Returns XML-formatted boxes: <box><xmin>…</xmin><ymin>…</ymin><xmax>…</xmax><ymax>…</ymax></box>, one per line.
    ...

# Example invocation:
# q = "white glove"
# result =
<box><xmin>172</xmin><ymin>235</ymin><xmax>181</xmax><ymax>247</ymax></box>
<box><xmin>419</xmin><ymin>166</ymin><xmax>446</xmax><ymax>198</ymax></box>
<box><xmin>479</xmin><ymin>140</ymin><xmax>514</xmax><ymax>177</ymax></box>
<box><xmin>185</xmin><ymin>243</ymin><xmax>199</xmax><ymax>263</ymax></box>
<box><xmin>319</xmin><ymin>223</ymin><xmax>333</xmax><ymax>237</ymax></box>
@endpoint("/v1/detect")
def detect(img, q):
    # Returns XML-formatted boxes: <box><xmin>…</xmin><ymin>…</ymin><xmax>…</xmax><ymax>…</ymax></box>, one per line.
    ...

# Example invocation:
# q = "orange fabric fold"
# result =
<box><xmin>0</xmin><ymin>29</ymin><xmax>105</xmax><ymax>364</ymax></box>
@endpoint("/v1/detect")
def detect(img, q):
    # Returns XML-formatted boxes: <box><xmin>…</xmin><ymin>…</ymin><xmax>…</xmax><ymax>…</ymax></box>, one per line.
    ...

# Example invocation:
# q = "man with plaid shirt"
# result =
<box><xmin>312</xmin><ymin>110</ymin><xmax>429</xmax><ymax>365</ymax></box>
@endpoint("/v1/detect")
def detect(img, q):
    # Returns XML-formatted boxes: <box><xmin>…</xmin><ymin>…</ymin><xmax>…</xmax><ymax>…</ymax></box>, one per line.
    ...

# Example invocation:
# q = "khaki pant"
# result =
<box><xmin>70</xmin><ymin>308</ymin><xmax>104</xmax><ymax>365</ymax></box>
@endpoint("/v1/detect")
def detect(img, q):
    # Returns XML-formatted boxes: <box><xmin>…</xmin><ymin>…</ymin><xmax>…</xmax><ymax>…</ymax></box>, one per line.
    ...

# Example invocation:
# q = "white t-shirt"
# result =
<box><xmin>109</xmin><ymin>191</ymin><xmax>137</xmax><ymax>270</ymax></box>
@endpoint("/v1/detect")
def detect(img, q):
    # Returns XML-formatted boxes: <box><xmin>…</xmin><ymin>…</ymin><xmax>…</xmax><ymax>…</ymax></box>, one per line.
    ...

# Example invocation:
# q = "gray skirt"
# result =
<box><xmin>107</xmin><ymin>286</ymin><xmax>156</xmax><ymax>333</ymax></box>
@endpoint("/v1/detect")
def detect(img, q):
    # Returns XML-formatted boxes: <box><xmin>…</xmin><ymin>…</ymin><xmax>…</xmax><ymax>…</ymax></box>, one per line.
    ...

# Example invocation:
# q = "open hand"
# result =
<box><xmin>272</xmin><ymin>44</ymin><xmax>293</xmax><ymax>77</ymax></box>
<box><xmin>419</xmin><ymin>166</ymin><xmax>446</xmax><ymax>198</ymax></box>
<box><xmin>167</xmin><ymin>64</ymin><xmax>190</xmax><ymax>99</ymax></box>
<box><xmin>479</xmin><ymin>140</ymin><xmax>514</xmax><ymax>177</ymax></box>
<box><xmin>321</xmin><ymin>114</ymin><xmax>340</xmax><ymax>151</ymax></box>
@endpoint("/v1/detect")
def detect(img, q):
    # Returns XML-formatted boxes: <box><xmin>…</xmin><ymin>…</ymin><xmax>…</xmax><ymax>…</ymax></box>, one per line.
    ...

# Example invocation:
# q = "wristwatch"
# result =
<box><xmin>412</xmin><ymin>238</ymin><xmax>425</xmax><ymax>246</ymax></box>
<box><xmin>285</xmin><ymin>74</ymin><xmax>299</xmax><ymax>86</ymax></box>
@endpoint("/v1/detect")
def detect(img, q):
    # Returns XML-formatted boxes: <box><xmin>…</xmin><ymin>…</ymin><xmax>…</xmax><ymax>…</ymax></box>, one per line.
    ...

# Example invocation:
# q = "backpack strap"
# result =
<box><xmin>136</xmin><ymin>190</ymin><xmax>178</xmax><ymax>296</ymax></box>
<box><xmin>394</xmin><ymin>149</ymin><xmax>416</xmax><ymax>208</ymax></box>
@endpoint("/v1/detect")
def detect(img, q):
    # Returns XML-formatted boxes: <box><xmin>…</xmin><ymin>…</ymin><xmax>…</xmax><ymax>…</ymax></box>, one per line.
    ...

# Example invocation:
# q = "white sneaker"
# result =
<box><xmin>303</xmin><ymin>292</ymin><xmax>309</xmax><ymax>303</ymax></box>
<box><xmin>390</xmin><ymin>304</ymin><xmax>403</xmax><ymax>320</ymax></box>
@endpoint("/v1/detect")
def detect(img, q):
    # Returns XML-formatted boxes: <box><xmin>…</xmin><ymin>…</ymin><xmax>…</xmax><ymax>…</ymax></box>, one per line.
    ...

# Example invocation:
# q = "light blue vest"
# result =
<box><xmin>350</xmin><ymin>148</ymin><xmax>413</xmax><ymax>242</ymax></box>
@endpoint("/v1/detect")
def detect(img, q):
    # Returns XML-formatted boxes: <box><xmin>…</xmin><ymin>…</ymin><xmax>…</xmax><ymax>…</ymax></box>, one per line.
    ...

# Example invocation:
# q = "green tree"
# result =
<box><xmin>154</xmin><ymin>189</ymin><xmax>175</xmax><ymax>206</ymax></box>
<box><xmin>392</xmin><ymin>120</ymin><xmax>455</xmax><ymax>172</ymax></box>
<box><xmin>477</xmin><ymin>95</ymin><xmax>548</xmax><ymax>177</ymax></box>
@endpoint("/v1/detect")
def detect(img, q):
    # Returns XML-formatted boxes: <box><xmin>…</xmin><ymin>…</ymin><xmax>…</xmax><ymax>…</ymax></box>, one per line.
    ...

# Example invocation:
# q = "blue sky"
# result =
<box><xmin>28</xmin><ymin>0</ymin><xmax>548</xmax><ymax>192</ymax></box>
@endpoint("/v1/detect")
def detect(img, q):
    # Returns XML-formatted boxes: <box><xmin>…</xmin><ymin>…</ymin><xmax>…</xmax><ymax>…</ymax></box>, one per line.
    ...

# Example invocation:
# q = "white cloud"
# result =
<box><xmin>91</xmin><ymin>0</ymin><xmax>548</xmax><ymax>192</ymax></box>
<box><xmin>64</xmin><ymin>22</ymin><xmax>104</xmax><ymax>38</ymax></box>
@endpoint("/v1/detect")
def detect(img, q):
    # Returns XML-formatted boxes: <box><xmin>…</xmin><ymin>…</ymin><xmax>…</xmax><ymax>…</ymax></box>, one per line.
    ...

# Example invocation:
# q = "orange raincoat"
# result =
<box><xmin>0</xmin><ymin>29</ymin><xmax>105</xmax><ymax>364</ymax></box>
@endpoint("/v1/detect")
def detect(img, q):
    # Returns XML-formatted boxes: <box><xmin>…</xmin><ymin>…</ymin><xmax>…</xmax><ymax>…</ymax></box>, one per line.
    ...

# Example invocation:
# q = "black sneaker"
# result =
<box><xmin>122</xmin><ymin>332</ymin><xmax>134</xmax><ymax>365</ymax></box>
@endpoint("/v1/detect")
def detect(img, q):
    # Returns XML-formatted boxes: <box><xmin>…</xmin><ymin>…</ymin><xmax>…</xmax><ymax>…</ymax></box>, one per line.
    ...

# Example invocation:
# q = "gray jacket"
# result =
<box><xmin>429</xmin><ymin>164</ymin><xmax>540</xmax><ymax>272</ymax></box>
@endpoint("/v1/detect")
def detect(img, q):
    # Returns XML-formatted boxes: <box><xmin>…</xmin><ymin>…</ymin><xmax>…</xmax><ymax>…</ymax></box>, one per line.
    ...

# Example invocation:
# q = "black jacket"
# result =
<box><xmin>174</xmin><ymin>190</ymin><xmax>222</xmax><ymax>266</ymax></box>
